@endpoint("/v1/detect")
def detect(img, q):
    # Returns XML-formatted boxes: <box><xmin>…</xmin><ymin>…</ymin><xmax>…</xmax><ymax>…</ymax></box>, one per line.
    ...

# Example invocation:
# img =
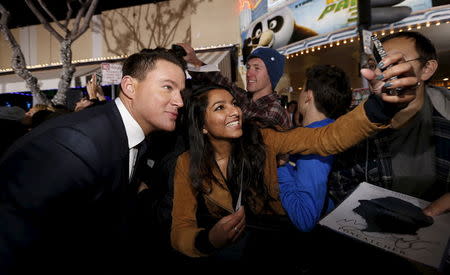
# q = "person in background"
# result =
<box><xmin>0</xmin><ymin>106</ymin><xmax>28</xmax><ymax>156</ymax></box>
<box><xmin>277</xmin><ymin>64</ymin><xmax>353</xmax><ymax>232</ymax></box>
<box><xmin>178</xmin><ymin>43</ymin><xmax>292</xmax><ymax>129</ymax></box>
<box><xmin>30</xmin><ymin>109</ymin><xmax>56</xmax><ymax>129</ymax></box>
<box><xmin>74</xmin><ymin>73</ymin><xmax>107</xmax><ymax>111</ymax></box>
<box><xmin>21</xmin><ymin>104</ymin><xmax>70</xmax><ymax>131</ymax></box>
<box><xmin>0</xmin><ymin>47</ymin><xmax>186</xmax><ymax>275</ymax></box>
<box><xmin>22</xmin><ymin>104</ymin><xmax>53</xmax><ymax>127</ymax></box>
<box><xmin>286</xmin><ymin>100</ymin><xmax>298</xmax><ymax>128</ymax></box>
<box><xmin>27</xmin><ymin>104</ymin><xmax>70</xmax><ymax>130</ymax></box>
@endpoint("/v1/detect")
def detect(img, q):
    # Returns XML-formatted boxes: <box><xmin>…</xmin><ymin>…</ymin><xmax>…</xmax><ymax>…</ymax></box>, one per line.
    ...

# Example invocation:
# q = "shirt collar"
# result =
<box><xmin>115</xmin><ymin>97</ymin><xmax>145</xmax><ymax>149</ymax></box>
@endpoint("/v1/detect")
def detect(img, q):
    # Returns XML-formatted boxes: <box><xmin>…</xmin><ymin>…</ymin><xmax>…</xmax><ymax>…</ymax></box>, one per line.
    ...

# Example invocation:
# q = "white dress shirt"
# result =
<box><xmin>115</xmin><ymin>98</ymin><xmax>145</xmax><ymax>180</ymax></box>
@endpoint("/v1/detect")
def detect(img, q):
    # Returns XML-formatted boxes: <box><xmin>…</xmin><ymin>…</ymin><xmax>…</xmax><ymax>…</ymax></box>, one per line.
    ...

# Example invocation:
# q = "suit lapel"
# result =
<box><xmin>107</xmin><ymin>102</ymin><xmax>132</xmax><ymax>185</ymax></box>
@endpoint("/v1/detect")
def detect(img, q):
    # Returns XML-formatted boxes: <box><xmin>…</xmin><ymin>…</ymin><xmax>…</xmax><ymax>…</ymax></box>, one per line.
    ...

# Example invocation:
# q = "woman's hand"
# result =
<box><xmin>208</xmin><ymin>206</ymin><xmax>246</xmax><ymax>248</ymax></box>
<box><xmin>361</xmin><ymin>52</ymin><xmax>420</xmax><ymax>105</ymax></box>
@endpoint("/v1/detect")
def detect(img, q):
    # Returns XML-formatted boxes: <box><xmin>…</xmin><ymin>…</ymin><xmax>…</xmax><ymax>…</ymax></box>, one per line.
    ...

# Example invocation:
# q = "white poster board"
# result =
<box><xmin>319</xmin><ymin>182</ymin><xmax>450</xmax><ymax>270</ymax></box>
<box><xmin>101</xmin><ymin>63</ymin><xmax>123</xmax><ymax>85</ymax></box>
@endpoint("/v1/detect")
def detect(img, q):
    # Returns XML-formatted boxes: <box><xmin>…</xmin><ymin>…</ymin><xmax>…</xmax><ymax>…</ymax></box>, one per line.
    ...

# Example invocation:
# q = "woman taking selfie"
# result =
<box><xmin>170</xmin><ymin>83</ymin><xmax>405</xmax><ymax>269</ymax></box>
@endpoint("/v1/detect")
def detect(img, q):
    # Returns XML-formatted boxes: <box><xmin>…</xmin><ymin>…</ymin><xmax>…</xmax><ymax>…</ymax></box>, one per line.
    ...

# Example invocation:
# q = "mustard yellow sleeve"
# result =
<box><xmin>264</xmin><ymin>103</ymin><xmax>389</xmax><ymax>156</ymax></box>
<box><xmin>170</xmin><ymin>153</ymin><xmax>206</xmax><ymax>258</ymax></box>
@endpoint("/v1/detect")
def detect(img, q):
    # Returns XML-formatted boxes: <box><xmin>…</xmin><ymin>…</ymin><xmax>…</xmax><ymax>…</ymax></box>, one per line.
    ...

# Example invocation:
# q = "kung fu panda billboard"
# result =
<box><xmin>239</xmin><ymin>0</ymin><xmax>432</xmax><ymax>60</ymax></box>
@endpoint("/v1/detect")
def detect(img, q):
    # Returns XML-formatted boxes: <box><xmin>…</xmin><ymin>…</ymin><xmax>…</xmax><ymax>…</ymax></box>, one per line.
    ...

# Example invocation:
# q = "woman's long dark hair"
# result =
<box><xmin>185</xmin><ymin>84</ymin><xmax>270</xmax><ymax>212</ymax></box>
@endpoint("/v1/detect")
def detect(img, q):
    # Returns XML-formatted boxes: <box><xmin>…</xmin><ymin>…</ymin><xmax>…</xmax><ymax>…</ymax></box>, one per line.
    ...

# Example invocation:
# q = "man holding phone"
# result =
<box><xmin>325</xmin><ymin>31</ymin><xmax>449</xmax><ymax>274</ymax></box>
<box><xmin>331</xmin><ymin>31</ymin><xmax>448</xmax><ymax>204</ymax></box>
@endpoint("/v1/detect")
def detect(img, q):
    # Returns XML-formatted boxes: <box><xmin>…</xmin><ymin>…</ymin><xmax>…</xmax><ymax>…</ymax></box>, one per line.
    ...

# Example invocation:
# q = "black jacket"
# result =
<box><xmin>0</xmin><ymin>102</ymin><xmax>142</xmax><ymax>275</ymax></box>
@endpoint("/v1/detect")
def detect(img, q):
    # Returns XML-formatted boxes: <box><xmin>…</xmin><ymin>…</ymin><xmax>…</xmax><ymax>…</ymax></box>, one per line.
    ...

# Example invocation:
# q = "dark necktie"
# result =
<box><xmin>130</xmin><ymin>140</ymin><xmax>147</xmax><ymax>185</ymax></box>
<box><xmin>121</xmin><ymin>140</ymin><xmax>148</xmax><ymax>256</ymax></box>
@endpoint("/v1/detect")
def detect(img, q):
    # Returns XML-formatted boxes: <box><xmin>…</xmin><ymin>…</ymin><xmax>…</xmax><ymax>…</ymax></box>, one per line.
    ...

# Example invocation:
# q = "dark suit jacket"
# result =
<box><xmin>0</xmin><ymin>119</ymin><xmax>27</xmax><ymax>157</ymax></box>
<box><xmin>0</xmin><ymin>102</ymin><xmax>142</xmax><ymax>275</ymax></box>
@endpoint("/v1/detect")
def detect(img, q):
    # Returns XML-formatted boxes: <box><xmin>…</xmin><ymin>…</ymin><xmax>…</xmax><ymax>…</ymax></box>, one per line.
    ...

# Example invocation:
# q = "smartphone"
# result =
<box><xmin>95</xmin><ymin>72</ymin><xmax>102</xmax><ymax>86</ymax></box>
<box><xmin>371</xmin><ymin>35</ymin><xmax>402</xmax><ymax>95</ymax></box>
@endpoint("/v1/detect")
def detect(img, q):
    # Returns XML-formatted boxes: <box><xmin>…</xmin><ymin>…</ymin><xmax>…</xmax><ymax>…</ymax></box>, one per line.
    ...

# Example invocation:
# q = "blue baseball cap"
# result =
<box><xmin>248</xmin><ymin>47</ymin><xmax>285</xmax><ymax>90</ymax></box>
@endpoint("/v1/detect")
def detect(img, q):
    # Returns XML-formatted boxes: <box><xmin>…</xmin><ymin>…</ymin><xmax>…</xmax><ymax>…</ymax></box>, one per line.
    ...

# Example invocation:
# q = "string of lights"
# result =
<box><xmin>0</xmin><ymin>43</ymin><xmax>236</xmax><ymax>74</ymax></box>
<box><xmin>285</xmin><ymin>19</ymin><xmax>449</xmax><ymax>60</ymax></box>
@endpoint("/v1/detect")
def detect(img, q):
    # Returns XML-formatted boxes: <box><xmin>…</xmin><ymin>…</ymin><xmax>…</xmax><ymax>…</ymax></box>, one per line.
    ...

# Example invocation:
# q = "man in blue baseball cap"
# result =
<box><xmin>243</xmin><ymin>47</ymin><xmax>291</xmax><ymax>128</ymax></box>
<box><xmin>178</xmin><ymin>44</ymin><xmax>292</xmax><ymax>129</ymax></box>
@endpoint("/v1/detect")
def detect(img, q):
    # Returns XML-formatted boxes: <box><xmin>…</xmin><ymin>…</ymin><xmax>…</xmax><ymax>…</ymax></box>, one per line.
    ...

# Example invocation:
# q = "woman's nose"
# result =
<box><xmin>229</xmin><ymin>105</ymin><xmax>240</xmax><ymax>117</ymax></box>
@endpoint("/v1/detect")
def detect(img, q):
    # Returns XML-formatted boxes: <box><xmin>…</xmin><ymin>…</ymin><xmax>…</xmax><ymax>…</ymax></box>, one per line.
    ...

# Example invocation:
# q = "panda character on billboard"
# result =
<box><xmin>242</xmin><ymin>7</ymin><xmax>317</xmax><ymax>61</ymax></box>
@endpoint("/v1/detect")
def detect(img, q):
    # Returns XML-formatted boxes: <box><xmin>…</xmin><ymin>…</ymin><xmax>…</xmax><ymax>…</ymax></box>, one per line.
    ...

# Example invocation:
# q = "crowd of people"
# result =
<box><xmin>0</xmin><ymin>73</ymin><xmax>106</xmax><ymax>157</ymax></box>
<box><xmin>0</xmin><ymin>31</ymin><xmax>449</xmax><ymax>274</ymax></box>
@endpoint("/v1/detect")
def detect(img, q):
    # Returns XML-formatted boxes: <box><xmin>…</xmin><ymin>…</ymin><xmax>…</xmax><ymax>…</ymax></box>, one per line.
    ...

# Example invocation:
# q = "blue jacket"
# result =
<box><xmin>277</xmin><ymin>118</ymin><xmax>335</xmax><ymax>231</ymax></box>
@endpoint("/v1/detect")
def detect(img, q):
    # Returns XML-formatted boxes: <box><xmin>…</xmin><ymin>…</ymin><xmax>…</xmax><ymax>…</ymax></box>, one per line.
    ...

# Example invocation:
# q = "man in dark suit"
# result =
<box><xmin>0</xmin><ymin>48</ymin><xmax>186</xmax><ymax>275</ymax></box>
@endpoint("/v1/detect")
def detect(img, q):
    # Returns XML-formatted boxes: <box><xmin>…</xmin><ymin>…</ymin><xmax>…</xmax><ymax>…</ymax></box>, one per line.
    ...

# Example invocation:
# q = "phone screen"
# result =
<box><xmin>373</xmin><ymin>47</ymin><xmax>382</xmax><ymax>63</ymax></box>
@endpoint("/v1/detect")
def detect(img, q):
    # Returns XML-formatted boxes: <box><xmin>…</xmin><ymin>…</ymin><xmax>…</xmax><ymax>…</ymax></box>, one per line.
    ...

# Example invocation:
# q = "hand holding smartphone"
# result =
<box><xmin>371</xmin><ymin>35</ymin><xmax>403</xmax><ymax>96</ymax></box>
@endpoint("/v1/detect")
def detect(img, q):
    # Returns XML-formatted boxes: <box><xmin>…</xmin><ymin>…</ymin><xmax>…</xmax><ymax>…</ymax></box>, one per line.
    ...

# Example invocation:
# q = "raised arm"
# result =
<box><xmin>176</xmin><ymin>43</ymin><xmax>250</xmax><ymax>105</ymax></box>
<box><xmin>267</xmin><ymin>49</ymin><xmax>422</xmax><ymax>156</ymax></box>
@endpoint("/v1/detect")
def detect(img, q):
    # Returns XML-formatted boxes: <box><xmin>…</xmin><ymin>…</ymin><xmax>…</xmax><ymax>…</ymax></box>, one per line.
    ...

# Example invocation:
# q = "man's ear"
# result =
<box><xmin>120</xmin><ymin>76</ymin><xmax>136</xmax><ymax>98</ymax></box>
<box><xmin>420</xmin><ymin>59</ymin><xmax>438</xmax><ymax>82</ymax></box>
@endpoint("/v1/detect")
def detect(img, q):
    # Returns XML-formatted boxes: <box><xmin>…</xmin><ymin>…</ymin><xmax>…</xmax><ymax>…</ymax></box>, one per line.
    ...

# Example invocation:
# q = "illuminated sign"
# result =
<box><xmin>240</xmin><ymin>0</ymin><xmax>432</xmax><ymax>52</ymax></box>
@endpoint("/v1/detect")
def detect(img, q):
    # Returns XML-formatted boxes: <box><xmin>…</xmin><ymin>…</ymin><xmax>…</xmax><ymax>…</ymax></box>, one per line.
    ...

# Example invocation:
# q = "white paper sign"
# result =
<box><xmin>319</xmin><ymin>182</ymin><xmax>450</xmax><ymax>269</ymax></box>
<box><xmin>187</xmin><ymin>63</ymin><xmax>219</xmax><ymax>72</ymax></box>
<box><xmin>101</xmin><ymin>63</ymin><xmax>123</xmax><ymax>85</ymax></box>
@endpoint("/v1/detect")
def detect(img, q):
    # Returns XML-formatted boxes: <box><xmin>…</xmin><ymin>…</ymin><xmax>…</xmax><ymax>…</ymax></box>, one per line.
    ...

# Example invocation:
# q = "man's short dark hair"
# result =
<box><xmin>380</xmin><ymin>31</ymin><xmax>437</xmax><ymax>66</ymax></box>
<box><xmin>305</xmin><ymin>64</ymin><xmax>352</xmax><ymax>119</ymax></box>
<box><xmin>122</xmin><ymin>47</ymin><xmax>187</xmax><ymax>81</ymax></box>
